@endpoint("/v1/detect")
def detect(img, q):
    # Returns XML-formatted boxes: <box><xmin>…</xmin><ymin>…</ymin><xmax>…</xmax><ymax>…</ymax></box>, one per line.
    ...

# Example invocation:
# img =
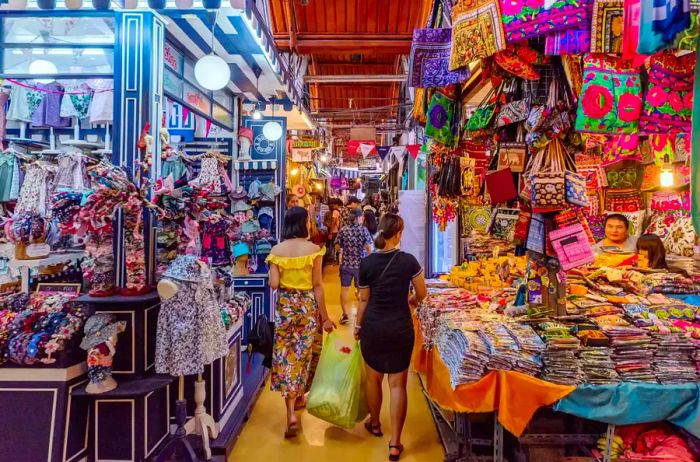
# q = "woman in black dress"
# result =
<box><xmin>354</xmin><ymin>214</ymin><xmax>427</xmax><ymax>461</ymax></box>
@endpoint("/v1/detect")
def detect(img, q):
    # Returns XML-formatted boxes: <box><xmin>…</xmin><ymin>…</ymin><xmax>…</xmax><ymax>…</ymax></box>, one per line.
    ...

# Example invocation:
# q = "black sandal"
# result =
<box><xmin>364</xmin><ymin>419</ymin><xmax>383</xmax><ymax>437</ymax></box>
<box><xmin>389</xmin><ymin>444</ymin><xmax>404</xmax><ymax>461</ymax></box>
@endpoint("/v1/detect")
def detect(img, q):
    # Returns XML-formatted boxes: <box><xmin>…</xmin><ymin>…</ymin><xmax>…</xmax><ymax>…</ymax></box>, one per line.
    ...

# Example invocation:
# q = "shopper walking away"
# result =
<box><xmin>336</xmin><ymin>208</ymin><xmax>372</xmax><ymax>325</ymax></box>
<box><xmin>266</xmin><ymin>207</ymin><xmax>336</xmax><ymax>438</ymax></box>
<box><xmin>340</xmin><ymin>196</ymin><xmax>362</xmax><ymax>229</ymax></box>
<box><xmin>354</xmin><ymin>213</ymin><xmax>427</xmax><ymax>461</ymax></box>
<box><xmin>363</xmin><ymin>209</ymin><xmax>378</xmax><ymax>236</ymax></box>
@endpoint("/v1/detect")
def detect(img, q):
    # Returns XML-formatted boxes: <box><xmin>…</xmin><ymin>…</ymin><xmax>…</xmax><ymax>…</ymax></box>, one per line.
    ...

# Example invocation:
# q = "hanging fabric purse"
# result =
<box><xmin>461</xmin><ymin>204</ymin><xmax>493</xmax><ymax>234</ymax></box>
<box><xmin>485</xmin><ymin>149</ymin><xmax>518</xmax><ymax>205</ymax></box>
<box><xmin>513</xmin><ymin>211</ymin><xmax>532</xmax><ymax>244</ymax></box>
<box><xmin>449</xmin><ymin>0</ymin><xmax>506</xmax><ymax>71</ymax></box>
<box><xmin>575</xmin><ymin>54</ymin><xmax>643</xmax><ymax>135</ymax></box>
<box><xmin>561</xmin><ymin>143</ymin><xmax>589</xmax><ymax>207</ymax></box>
<box><xmin>604</xmin><ymin>189</ymin><xmax>642</xmax><ymax>212</ymax></box>
<box><xmin>408</xmin><ymin>0</ymin><xmax>471</xmax><ymax>88</ymax></box>
<box><xmin>466</xmin><ymin>83</ymin><xmax>500</xmax><ymax>131</ymax></box>
<box><xmin>496</xmin><ymin>80</ymin><xmax>530</xmax><ymax>127</ymax></box>
<box><xmin>413</xmin><ymin>88</ymin><xmax>429</xmax><ymax>125</ymax></box>
<box><xmin>425</xmin><ymin>91</ymin><xmax>458</xmax><ymax>146</ymax></box>
<box><xmin>548</xmin><ymin>223</ymin><xmax>595</xmax><ymax>270</ymax></box>
<box><xmin>529</xmin><ymin>139</ymin><xmax>567</xmax><ymax>213</ymax></box>
<box><xmin>526</xmin><ymin>213</ymin><xmax>546</xmax><ymax>254</ymax></box>
<box><xmin>500</xmin><ymin>0</ymin><xmax>591</xmax><ymax>43</ymax></box>
<box><xmin>489</xmin><ymin>207</ymin><xmax>521</xmax><ymax>241</ymax></box>
<box><xmin>497</xmin><ymin>124</ymin><xmax>527</xmax><ymax>172</ymax></box>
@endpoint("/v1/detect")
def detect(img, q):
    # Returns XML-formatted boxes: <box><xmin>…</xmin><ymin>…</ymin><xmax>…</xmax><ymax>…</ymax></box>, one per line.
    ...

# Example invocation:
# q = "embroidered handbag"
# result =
<box><xmin>606</xmin><ymin>166</ymin><xmax>641</xmax><ymax>189</ymax></box>
<box><xmin>425</xmin><ymin>91</ymin><xmax>458</xmax><ymax>146</ymax></box>
<box><xmin>513</xmin><ymin>211</ymin><xmax>531</xmax><ymax>243</ymax></box>
<box><xmin>555</xmin><ymin>209</ymin><xmax>595</xmax><ymax>244</ymax></box>
<box><xmin>466</xmin><ymin>84</ymin><xmax>501</xmax><ymax>131</ymax></box>
<box><xmin>461</xmin><ymin>204</ymin><xmax>493</xmax><ymax>234</ymax></box>
<box><xmin>496</xmin><ymin>81</ymin><xmax>530</xmax><ymax>127</ymax></box>
<box><xmin>575</xmin><ymin>55</ymin><xmax>643</xmax><ymax>135</ymax></box>
<box><xmin>601</xmin><ymin>134</ymin><xmax>642</xmax><ymax>167</ymax></box>
<box><xmin>590</xmin><ymin>0</ymin><xmax>624</xmax><ymax>53</ymax></box>
<box><xmin>500</xmin><ymin>0</ymin><xmax>591</xmax><ymax>42</ymax></box>
<box><xmin>497</xmin><ymin>142</ymin><xmax>527</xmax><ymax>173</ymax></box>
<box><xmin>526</xmin><ymin>213</ymin><xmax>546</xmax><ymax>254</ymax></box>
<box><xmin>409</xmin><ymin>0</ymin><xmax>472</xmax><ymax>89</ymax></box>
<box><xmin>565</xmin><ymin>170</ymin><xmax>589</xmax><ymax>207</ymax></box>
<box><xmin>490</xmin><ymin>207</ymin><xmax>520</xmax><ymax>241</ymax></box>
<box><xmin>449</xmin><ymin>0</ymin><xmax>506</xmax><ymax>71</ymax></box>
<box><xmin>485</xmin><ymin>167</ymin><xmax>518</xmax><ymax>205</ymax></box>
<box><xmin>549</xmin><ymin>224</ymin><xmax>595</xmax><ymax>270</ymax></box>
<box><xmin>605</xmin><ymin>189</ymin><xmax>642</xmax><ymax>212</ymax></box>
<box><xmin>640</xmin><ymin>48</ymin><xmax>694</xmax><ymax>134</ymax></box>
<box><xmin>413</xmin><ymin>88</ymin><xmax>429</xmax><ymax>125</ymax></box>
<box><xmin>529</xmin><ymin>139</ymin><xmax>567</xmax><ymax>213</ymax></box>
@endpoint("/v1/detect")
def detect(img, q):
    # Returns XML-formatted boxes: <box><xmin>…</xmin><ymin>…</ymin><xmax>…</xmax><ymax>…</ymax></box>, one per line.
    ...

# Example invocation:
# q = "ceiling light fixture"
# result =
<box><xmin>251</xmin><ymin>67</ymin><xmax>263</xmax><ymax>120</ymax></box>
<box><xmin>194</xmin><ymin>10</ymin><xmax>230</xmax><ymax>91</ymax></box>
<box><xmin>29</xmin><ymin>59</ymin><xmax>57</xmax><ymax>84</ymax></box>
<box><xmin>263</xmin><ymin>96</ymin><xmax>283</xmax><ymax>141</ymax></box>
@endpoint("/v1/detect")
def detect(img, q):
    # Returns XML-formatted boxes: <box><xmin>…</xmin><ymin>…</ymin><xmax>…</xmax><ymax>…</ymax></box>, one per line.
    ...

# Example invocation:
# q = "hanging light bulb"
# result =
<box><xmin>29</xmin><ymin>59</ymin><xmax>57</xmax><ymax>84</ymax></box>
<box><xmin>290</xmin><ymin>168</ymin><xmax>299</xmax><ymax>176</ymax></box>
<box><xmin>252</xmin><ymin>102</ymin><xmax>263</xmax><ymax>120</ymax></box>
<box><xmin>262</xmin><ymin>97</ymin><xmax>283</xmax><ymax>141</ymax></box>
<box><xmin>319</xmin><ymin>154</ymin><xmax>329</xmax><ymax>163</ymax></box>
<box><xmin>194</xmin><ymin>11</ymin><xmax>231</xmax><ymax>91</ymax></box>
<box><xmin>659</xmin><ymin>154</ymin><xmax>674</xmax><ymax>188</ymax></box>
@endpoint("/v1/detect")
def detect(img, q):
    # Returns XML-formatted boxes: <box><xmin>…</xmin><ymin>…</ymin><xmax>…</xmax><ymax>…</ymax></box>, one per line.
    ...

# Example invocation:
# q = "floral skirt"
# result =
<box><xmin>271</xmin><ymin>289</ymin><xmax>322</xmax><ymax>398</ymax></box>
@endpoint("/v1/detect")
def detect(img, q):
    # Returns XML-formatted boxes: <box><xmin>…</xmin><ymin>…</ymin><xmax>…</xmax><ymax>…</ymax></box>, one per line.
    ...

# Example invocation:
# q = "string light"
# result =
<box><xmin>659</xmin><ymin>154</ymin><xmax>674</xmax><ymax>188</ymax></box>
<box><xmin>290</xmin><ymin>168</ymin><xmax>299</xmax><ymax>176</ymax></box>
<box><xmin>319</xmin><ymin>154</ymin><xmax>329</xmax><ymax>163</ymax></box>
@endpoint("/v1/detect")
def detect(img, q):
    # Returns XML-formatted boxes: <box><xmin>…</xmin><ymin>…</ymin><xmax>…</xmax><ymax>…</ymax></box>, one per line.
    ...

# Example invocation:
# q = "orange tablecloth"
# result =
<box><xmin>412</xmin><ymin>325</ymin><xmax>576</xmax><ymax>437</ymax></box>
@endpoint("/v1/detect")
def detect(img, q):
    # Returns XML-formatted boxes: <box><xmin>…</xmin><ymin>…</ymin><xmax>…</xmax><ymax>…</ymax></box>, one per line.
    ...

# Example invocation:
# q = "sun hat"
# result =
<box><xmin>238</xmin><ymin>127</ymin><xmax>254</xmax><ymax>144</ymax></box>
<box><xmin>233</xmin><ymin>241</ymin><xmax>250</xmax><ymax>259</ymax></box>
<box><xmin>232</xmin><ymin>200</ymin><xmax>253</xmax><ymax>212</ymax></box>
<box><xmin>80</xmin><ymin>313</ymin><xmax>127</xmax><ymax>351</ymax></box>
<box><xmin>163</xmin><ymin>255</ymin><xmax>210</xmax><ymax>283</ymax></box>
<box><xmin>230</xmin><ymin>186</ymin><xmax>248</xmax><ymax>200</ymax></box>
<box><xmin>241</xmin><ymin>219</ymin><xmax>261</xmax><ymax>234</ymax></box>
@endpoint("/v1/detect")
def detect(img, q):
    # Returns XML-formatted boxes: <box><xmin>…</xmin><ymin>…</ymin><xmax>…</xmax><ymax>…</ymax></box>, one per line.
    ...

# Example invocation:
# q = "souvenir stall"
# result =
<box><xmin>409</xmin><ymin>0</ymin><xmax>700</xmax><ymax>460</ymax></box>
<box><xmin>0</xmin><ymin>3</ymin><xmax>301</xmax><ymax>461</ymax></box>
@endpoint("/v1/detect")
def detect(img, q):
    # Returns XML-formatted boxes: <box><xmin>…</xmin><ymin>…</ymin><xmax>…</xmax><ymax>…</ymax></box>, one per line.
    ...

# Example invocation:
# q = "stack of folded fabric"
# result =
<box><xmin>652</xmin><ymin>333</ymin><xmax>697</xmax><ymax>384</ymax></box>
<box><xmin>579</xmin><ymin>347</ymin><xmax>619</xmax><ymax>384</ymax></box>
<box><xmin>541</xmin><ymin>336</ymin><xmax>583</xmax><ymax>385</ymax></box>
<box><xmin>605</xmin><ymin>326</ymin><xmax>657</xmax><ymax>383</ymax></box>
<box><xmin>436</xmin><ymin>325</ymin><xmax>490</xmax><ymax>388</ymax></box>
<box><xmin>506</xmin><ymin>323</ymin><xmax>545</xmax><ymax>376</ymax></box>
<box><xmin>481</xmin><ymin>324</ymin><xmax>520</xmax><ymax>371</ymax></box>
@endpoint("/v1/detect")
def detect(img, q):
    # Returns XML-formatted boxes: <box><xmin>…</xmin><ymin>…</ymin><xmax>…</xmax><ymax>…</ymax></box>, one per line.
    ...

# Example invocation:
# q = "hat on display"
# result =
<box><xmin>238</xmin><ymin>127</ymin><xmax>254</xmax><ymax>143</ymax></box>
<box><xmin>494</xmin><ymin>44</ymin><xmax>544</xmax><ymax>81</ymax></box>
<box><xmin>80</xmin><ymin>313</ymin><xmax>127</xmax><ymax>351</ymax></box>
<box><xmin>258</xmin><ymin>206</ymin><xmax>274</xmax><ymax>219</ymax></box>
<box><xmin>233</xmin><ymin>241</ymin><xmax>250</xmax><ymax>259</ymax></box>
<box><xmin>248</xmin><ymin>179</ymin><xmax>262</xmax><ymax>199</ymax></box>
<box><xmin>230</xmin><ymin>186</ymin><xmax>248</xmax><ymax>200</ymax></box>
<box><xmin>254</xmin><ymin>239</ymin><xmax>273</xmax><ymax>255</ymax></box>
<box><xmin>241</xmin><ymin>219</ymin><xmax>261</xmax><ymax>234</ymax></box>
<box><xmin>292</xmin><ymin>184</ymin><xmax>306</xmax><ymax>198</ymax></box>
<box><xmin>164</xmin><ymin>255</ymin><xmax>211</xmax><ymax>283</ymax></box>
<box><xmin>259</xmin><ymin>183</ymin><xmax>282</xmax><ymax>201</ymax></box>
<box><xmin>232</xmin><ymin>200</ymin><xmax>254</xmax><ymax>212</ymax></box>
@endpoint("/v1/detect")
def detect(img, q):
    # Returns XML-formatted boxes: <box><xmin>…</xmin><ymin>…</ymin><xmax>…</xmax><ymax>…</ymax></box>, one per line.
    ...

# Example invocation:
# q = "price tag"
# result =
<box><xmin>25</xmin><ymin>243</ymin><xmax>50</xmax><ymax>258</ymax></box>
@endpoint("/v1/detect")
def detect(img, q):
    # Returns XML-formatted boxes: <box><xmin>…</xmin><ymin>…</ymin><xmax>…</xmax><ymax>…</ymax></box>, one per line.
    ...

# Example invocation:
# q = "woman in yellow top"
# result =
<box><xmin>266</xmin><ymin>206</ymin><xmax>335</xmax><ymax>438</ymax></box>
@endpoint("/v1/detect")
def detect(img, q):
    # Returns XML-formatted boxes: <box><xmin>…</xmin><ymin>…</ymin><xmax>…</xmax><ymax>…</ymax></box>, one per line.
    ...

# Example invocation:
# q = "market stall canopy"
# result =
<box><xmin>164</xmin><ymin>6</ymin><xmax>302</xmax><ymax>107</ymax></box>
<box><xmin>268</xmin><ymin>0</ymin><xmax>432</xmax><ymax>129</ymax></box>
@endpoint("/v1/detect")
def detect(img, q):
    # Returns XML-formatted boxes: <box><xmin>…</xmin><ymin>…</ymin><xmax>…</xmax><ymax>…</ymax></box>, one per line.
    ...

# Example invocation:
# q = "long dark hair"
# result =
<box><xmin>374</xmin><ymin>213</ymin><xmax>404</xmax><ymax>250</ymax></box>
<box><xmin>363</xmin><ymin>209</ymin><xmax>378</xmax><ymax>235</ymax></box>
<box><xmin>637</xmin><ymin>233</ymin><xmax>668</xmax><ymax>269</ymax></box>
<box><xmin>282</xmin><ymin>207</ymin><xmax>309</xmax><ymax>240</ymax></box>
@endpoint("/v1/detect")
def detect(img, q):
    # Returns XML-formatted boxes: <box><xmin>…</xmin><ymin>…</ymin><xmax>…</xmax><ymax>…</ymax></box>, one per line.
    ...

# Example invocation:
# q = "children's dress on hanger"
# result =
<box><xmin>87</xmin><ymin>79</ymin><xmax>114</xmax><ymax>124</ymax></box>
<box><xmin>155</xmin><ymin>256</ymin><xmax>228</xmax><ymax>377</ymax></box>
<box><xmin>0</xmin><ymin>152</ymin><xmax>19</xmax><ymax>202</ymax></box>
<box><xmin>54</xmin><ymin>150</ymin><xmax>89</xmax><ymax>191</ymax></box>
<box><xmin>16</xmin><ymin>163</ymin><xmax>53</xmax><ymax>216</ymax></box>
<box><xmin>7</xmin><ymin>81</ymin><xmax>44</xmax><ymax>123</ymax></box>
<box><xmin>60</xmin><ymin>81</ymin><xmax>93</xmax><ymax>120</ymax></box>
<box><xmin>32</xmin><ymin>82</ymin><xmax>70</xmax><ymax>128</ymax></box>
<box><xmin>0</xmin><ymin>88</ymin><xmax>9</xmax><ymax>140</ymax></box>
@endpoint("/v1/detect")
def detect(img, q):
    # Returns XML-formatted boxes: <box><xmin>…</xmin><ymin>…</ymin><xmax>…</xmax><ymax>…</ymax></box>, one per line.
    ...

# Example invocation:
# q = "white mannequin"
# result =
<box><xmin>238</xmin><ymin>136</ymin><xmax>252</xmax><ymax>161</ymax></box>
<box><xmin>157</xmin><ymin>275</ymin><xmax>220</xmax><ymax>460</ymax></box>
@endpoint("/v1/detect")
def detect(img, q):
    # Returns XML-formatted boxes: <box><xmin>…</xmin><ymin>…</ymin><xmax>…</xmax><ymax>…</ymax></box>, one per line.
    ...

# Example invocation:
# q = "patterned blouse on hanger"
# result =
<box><xmin>60</xmin><ymin>81</ymin><xmax>93</xmax><ymax>120</ymax></box>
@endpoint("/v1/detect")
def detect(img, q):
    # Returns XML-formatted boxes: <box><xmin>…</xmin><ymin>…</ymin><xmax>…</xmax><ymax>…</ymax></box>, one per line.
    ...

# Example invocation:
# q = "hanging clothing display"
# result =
<box><xmin>87</xmin><ymin>79</ymin><xmax>114</xmax><ymax>124</ymax></box>
<box><xmin>59</xmin><ymin>81</ymin><xmax>93</xmax><ymax>120</ymax></box>
<box><xmin>0</xmin><ymin>152</ymin><xmax>19</xmax><ymax>202</ymax></box>
<box><xmin>32</xmin><ymin>82</ymin><xmax>70</xmax><ymax>128</ymax></box>
<box><xmin>54</xmin><ymin>150</ymin><xmax>90</xmax><ymax>191</ymax></box>
<box><xmin>7</xmin><ymin>81</ymin><xmax>44</xmax><ymax>123</ymax></box>
<box><xmin>15</xmin><ymin>163</ymin><xmax>53</xmax><ymax>216</ymax></box>
<box><xmin>0</xmin><ymin>88</ymin><xmax>9</xmax><ymax>140</ymax></box>
<box><xmin>155</xmin><ymin>255</ymin><xmax>228</xmax><ymax>377</ymax></box>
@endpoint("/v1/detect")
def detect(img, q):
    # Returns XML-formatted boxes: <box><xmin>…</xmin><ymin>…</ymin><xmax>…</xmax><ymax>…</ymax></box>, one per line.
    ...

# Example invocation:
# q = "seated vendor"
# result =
<box><xmin>593</xmin><ymin>214</ymin><xmax>637</xmax><ymax>254</ymax></box>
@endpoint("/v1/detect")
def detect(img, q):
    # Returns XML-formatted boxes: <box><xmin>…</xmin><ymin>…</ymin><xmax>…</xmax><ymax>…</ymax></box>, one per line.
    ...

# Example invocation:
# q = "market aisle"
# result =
<box><xmin>228</xmin><ymin>266</ymin><xmax>444</xmax><ymax>462</ymax></box>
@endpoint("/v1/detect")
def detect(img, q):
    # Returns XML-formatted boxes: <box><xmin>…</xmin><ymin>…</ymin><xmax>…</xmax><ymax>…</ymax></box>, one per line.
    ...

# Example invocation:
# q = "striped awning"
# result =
<box><xmin>331</xmin><ymin>167</ymin><xmax>361</xmax><ymax>179</ymax></box>
<box><xmin>234</xmin><ymin>160</ymin><xmax>278</xmax><ymax>170</ymax></box>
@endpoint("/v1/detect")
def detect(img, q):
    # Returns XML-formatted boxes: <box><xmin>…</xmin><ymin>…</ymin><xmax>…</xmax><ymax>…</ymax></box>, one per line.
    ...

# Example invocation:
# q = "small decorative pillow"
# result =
<box><xmin>664</xmin><ymin>215</ymin><xmax>695</xmax><ymax>256</ymax></box>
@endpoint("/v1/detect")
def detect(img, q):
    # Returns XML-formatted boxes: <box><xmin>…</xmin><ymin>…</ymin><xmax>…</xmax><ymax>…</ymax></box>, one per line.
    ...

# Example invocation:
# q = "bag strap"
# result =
<box><xmin>426</xmin><ymin>0</ymin><xmax>443</xmax><ymax>28</ymax></box>
<box><xmin>378</xmin><ymin>251</ymin><xmax>401</xmax><ymax>281</ymax></box>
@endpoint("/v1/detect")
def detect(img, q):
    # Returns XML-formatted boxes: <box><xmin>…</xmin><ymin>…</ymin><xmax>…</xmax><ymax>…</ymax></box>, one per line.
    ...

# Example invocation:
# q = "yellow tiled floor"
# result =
<box><xmin>228</xmin><ymin>266</ymin><xmax>445</xmax><ymax>462</ymax></box>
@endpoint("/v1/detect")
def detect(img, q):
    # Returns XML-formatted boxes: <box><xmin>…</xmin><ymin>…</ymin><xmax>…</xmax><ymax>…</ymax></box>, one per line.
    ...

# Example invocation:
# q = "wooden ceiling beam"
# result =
<box><xmin>275</xmin><ymin>34</ymin><xmax>413</xmax><ymax>53</ymax></box>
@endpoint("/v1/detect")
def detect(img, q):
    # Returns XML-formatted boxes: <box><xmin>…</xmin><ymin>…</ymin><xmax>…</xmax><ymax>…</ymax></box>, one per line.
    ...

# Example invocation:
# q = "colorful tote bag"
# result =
<box><xmin>549</xmin><ymin>224</ymin><xmax>595</xmax><ymax>270</ymax></box>
<box><xmin>526</xmin><ymin>213</ymin><xmax>546</xmax><ymax>253</ymax></box>
<box><xmin>605</xmin><ymin>189</ymin><xmax>642</xmax><ymax>212</ymax></box>
<box><xmin>425</xmin><ymin>92</ymin><xmax>457</xmax><ymax>146</ymax></box>
<box><xmin>601</xmin><ymin>134</ymin><xmax>642</xmax><ymax>166</ymax></box>
<box><xmin>409</xmin><ymin>28</ymin><xmax>472</xmax><ymax>88</ymax></box>
<box><xmin>529</xmin><ymin>139</ymin><xmax>568</xmax><ymax>213</ymax></box>
<box><xmin>575</xmin><ymin>55</ymin><xmax>642</xmax><ymax>134</ymax></box>
<box><xmin>545</xmin><ymin>23</ymin><xmax>592</xmax><ymax>55</ymax></box>
<box><xmin>461</xmin><ymin>204</ymin><xmax>493</xmax><ymax>234</ymax></box>
<box><xmin>449</xmin><ymin>0</ymin><xmax>506</xmax><ymax>71</ymax></box>
<box><xmin>490</xmin><ymin>207</ymin><xmax>520</xmax><ymax>241</ymax></box>
<box><xmin>500</xmin><ymin>0</ymin><xmax>590</xmax><ymax>42</ymax></box>
<box><xmin>565</xmin><ymin>170</ymin><xmax>589</xmax><ymax>207</ymax></box>
<box><xmin>590</xmin><ymin>0</ymin><xmax>624</xmax><ymax>53</ymax></box>
<box><xmin>497</xmin><ymin>142</ymin><xmax>527</xmax><ymax>172</ymax></box>
<box><xmin>641</xmin><ymin>52</ymin><xmax>695</xmax><ymax>134</ymax></box>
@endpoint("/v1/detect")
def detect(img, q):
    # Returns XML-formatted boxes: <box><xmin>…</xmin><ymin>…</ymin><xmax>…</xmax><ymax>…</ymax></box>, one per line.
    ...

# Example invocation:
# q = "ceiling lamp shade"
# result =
<box><xmin>3</xmin><ymin>0</ymin><xmax>28</xmax><ymax>8</ymax></box>
<box><xmin>92</xmin><ymin>0</ymin><xmax>110</xmax><ymax>9</ymax></box>
<box><xmin>202</xmin><ymin>0</ymin><xmax>221</xmax><ymax>7</ymax></box>
<box><xmin>175</xmin><ymin>0</ymin><xmax>193</xmax><ymax>7</ymax></box>
<box><xmin>194</xmin><ymin>55</ymin><xmax>230</xmax><ymax>91</ymax></box>
<box><xmin>29</xmin><ymin>59</ymin><xmax>57</xmax><ymax>83</ymax></box>
<box><xmin>37</xmin><ymin>0</ymin><xmax>56</xmax><ymax>9</ymax></box>
<box><xmin>148</xmin><ymin>0</ymin><xmax>166</xmax><ymax>8</ymax></box>
<box><xmin>64</xmin><ymin>0</ymin><xmax>83</xmax><ymax>8</ymax></box>
<box><xmin>263</xmin><ymin>121</ymin><xmax>283</xmax><ymax>141</ymax></box>
<box><xmin>122</xmin><ymin>0</ymin><xmax>138</xmax><ymax>8</ymax></box>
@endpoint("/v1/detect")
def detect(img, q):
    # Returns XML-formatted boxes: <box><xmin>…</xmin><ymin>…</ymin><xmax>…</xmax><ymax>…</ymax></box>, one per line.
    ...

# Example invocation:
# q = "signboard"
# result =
<box><xmin>36</xmin><ymin>283</ymin><xmax>81</xmax><ymax>294</ymax></box>
<box><xmin>242</xmin><ymin>116</ymin><xmax>287</xmax><ymax>161</ymax></box>
<box><xmin>292</xmin><ymin>138</ymin><xmax>320</xmax><ymax>149</ymax></box>
<box><xmin>164</xmin><ymin>42</ymin><xmax>184</xmax><ymax>73</ymax></box>
<box><xmin>358</xmin><ymin>158</ymin><xmax>378</xmax><ymax>171</ymax></box>
<box><xmin>184</xmin><ymin>83</ymin><xmax>211</xmax><ymax>115</ymax></box>
<box><xmin>291</xmin><ymin>148</ymin><xmax>313</xmax><ymax>162</ymax></box>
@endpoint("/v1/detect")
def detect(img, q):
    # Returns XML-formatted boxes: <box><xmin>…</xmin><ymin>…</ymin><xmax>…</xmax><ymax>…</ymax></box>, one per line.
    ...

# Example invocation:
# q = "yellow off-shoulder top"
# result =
<box><xmin>265</xmin><ymin>247</ymin><xmax>326</xmax><ymax>290</ymax></box>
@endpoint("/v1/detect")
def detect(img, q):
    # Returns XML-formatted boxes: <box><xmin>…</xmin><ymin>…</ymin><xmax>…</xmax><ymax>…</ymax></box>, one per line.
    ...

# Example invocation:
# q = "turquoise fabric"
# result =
<box><xmin>161</xmin><ymin>157</ymin><xmax>188</xmax><ymax>183</ymax></box>
<box><xmin>0</xmin><ymin>153</ymin><xmax>16</xmax><ymax>202</ymax></box>
<box><xmin>554</xmin><ymin>383</ymin><xmax>700</xmax><ymax>437</ymax></box>
<box><xmin>637</xmin><ymin>0</ymin><xmax>667</xmax><ymax>54</ymax></box>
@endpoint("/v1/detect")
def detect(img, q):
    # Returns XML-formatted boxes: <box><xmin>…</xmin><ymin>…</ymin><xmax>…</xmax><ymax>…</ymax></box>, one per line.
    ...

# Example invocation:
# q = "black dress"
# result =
<box><xmin>358</xmin><ymin>249</ymin><xmax>423</xmax><ymax>374</ymax></box>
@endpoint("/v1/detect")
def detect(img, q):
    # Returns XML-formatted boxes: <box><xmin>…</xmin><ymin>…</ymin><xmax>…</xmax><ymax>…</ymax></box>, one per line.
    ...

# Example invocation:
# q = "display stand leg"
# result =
<box><xmin>184</xmin><ymin>374</ymin><xmax>219</xmax><ymax>461</ymax></box>
<box><xmin>604</xmin><ymin>424</ymin><xmax>616</xmax><ymax>462</ymax></box>
<box><xmin>20</xmin><ymin>267</ymin><xmax>29</xmax><ymax>293</ymax></box>
<box><xmin>19</xmin><ymin>121</ymin><xmax>26</xmax><ymax>139</ymax></box>
<box><xmin>73</xmin><ymin>117</ymin><xmax>80</xmax><ymax>140</ymax></box>
<box><xmin>104</xmin><ymin>124</ymin><xmax>111</xmax><ymax>150</ymax></box>
<box><xmin>493</xmin><ymin>415</ymin><xmax>504</xmax><ymax>462</ymax></box>
<box><xmin>155</xmin><ymin>376</ymin><xmax>197</xmax><ymax>462</ymax></box>
<box><xmin>49</xmin><ymin>127</ymin><xmax>55</xmax><ymax>151</ymax></box>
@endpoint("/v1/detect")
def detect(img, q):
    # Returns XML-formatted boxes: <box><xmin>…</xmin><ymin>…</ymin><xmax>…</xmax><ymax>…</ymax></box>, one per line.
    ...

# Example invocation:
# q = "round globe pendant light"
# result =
<box><xmin>29</xmin><ymin>59</ymin><xmax>58</xmax><ymax>84</ymax></box>
<box><xmin>262</xmin><ymin>97</ymin><xmax>283</xmax><ymax>141</ymax></box>
<box><xmin>64</xmin><ymin>0</ymin><xmax>83</xmax><ymax>9</ymax></box>
<box><xmin>123</xmin><ymin>0</ymin><xmax>138</xmax><ymax>8</ymax></box>
<box><xmin>194</xmin><ymin>10</ymin><xmax>231</xmax><ymax>91</ymax></box>
<box><xmin>175</xmin><ymin>0</ymin><xmax>193</xmax><ymax>7</ymax></box>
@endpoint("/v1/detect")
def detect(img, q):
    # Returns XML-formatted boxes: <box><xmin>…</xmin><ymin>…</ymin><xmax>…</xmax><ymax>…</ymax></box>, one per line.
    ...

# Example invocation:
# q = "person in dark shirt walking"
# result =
<box><xmin>336</xmin><ymin>207</ymin><xmax>372</xmax><ymax>324</ymax></box>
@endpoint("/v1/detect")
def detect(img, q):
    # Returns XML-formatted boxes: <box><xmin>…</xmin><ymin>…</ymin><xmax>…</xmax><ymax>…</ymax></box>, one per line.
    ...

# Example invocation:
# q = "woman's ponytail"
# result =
<box><xmin>374</xmin><ymin>214</ymin><xmax>404</xmax><ymax>249</ymax></box>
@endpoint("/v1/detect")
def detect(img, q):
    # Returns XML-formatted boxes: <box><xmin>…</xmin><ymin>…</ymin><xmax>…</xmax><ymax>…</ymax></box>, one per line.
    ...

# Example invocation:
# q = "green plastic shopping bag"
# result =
<box><xmin>307</xmin><ymin>333</ymin><xmax>368</xmax><ymax>429</ymax></box>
